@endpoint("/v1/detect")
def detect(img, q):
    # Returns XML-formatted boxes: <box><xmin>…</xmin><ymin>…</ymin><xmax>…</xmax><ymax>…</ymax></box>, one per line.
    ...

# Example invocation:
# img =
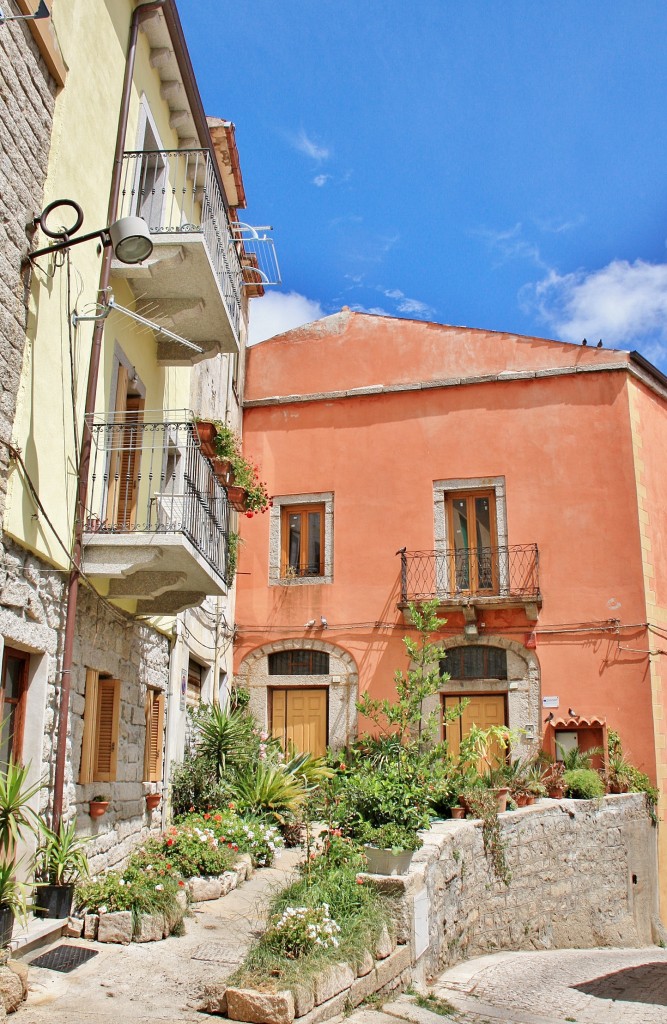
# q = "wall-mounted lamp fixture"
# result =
<box><xmin>25</xmin><ymin>199</ymin><xmax>153</xmax><ymax>266</ymax></box>
<box><xmin>0</xmin><ymin>1</ymin><xmax>49</xmax><ymax>24</ymax></box>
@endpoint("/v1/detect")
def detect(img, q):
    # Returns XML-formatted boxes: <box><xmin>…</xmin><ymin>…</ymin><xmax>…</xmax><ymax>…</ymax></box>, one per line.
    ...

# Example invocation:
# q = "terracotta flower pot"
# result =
<box><xmin>212</xmin><ymin>458</ymin><xmax>235</xmax><ymax>487</ymax></box>
<box><xmin>89</xmin><ymin>800</ymin><xmax>109</xmax><ymax>819</ymax></box>
<box><xmin>226</xmin><ymin>485</ymin><xmax>248</xmax><ymax>512</ymax></box>
<box><xmin>145</xmin><ymin>793</ymin><xmax>161</xmax><ymax>812</ymax></box>
<box><xmin>548</xmin><ymin>786</ymin><xmax>565</xmax><ymax>799</ymax></box>
<box><xmin>515</xmin><ymin>794</ymin><xmax>528</xmax><ymax>807</ymax></box>
<box><xmin>494</xmin><ymin>787</ymin><xmax>510</xmax><ymax>813</ymax></box>
<box><xmin>450</xmin><ymin>806</ymin><xmax>465</xmax><ymax>819</ymax></box>
<box><xmin>195</xmin><ymin>421</ymin><xmax>218</xmax><ymax>459</ymax></box>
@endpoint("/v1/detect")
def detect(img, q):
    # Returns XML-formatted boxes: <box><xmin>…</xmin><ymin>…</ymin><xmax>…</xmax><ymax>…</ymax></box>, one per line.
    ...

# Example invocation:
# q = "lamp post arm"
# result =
<box><xmin>25</xmin><ymin>229</ymin><xmax>111</xmax><ymax>264</ymax></box>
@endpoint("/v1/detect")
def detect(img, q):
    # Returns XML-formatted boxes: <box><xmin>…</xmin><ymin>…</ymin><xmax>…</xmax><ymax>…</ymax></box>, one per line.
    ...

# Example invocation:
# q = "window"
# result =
<box><xmin>0</xmin><ymin>647</ymin><xmax>29</xmax><ymax>765</ymax></box>
<box><xmin>187</xmin><ymin>659</ymin><xmax>203</xmax><ymax>706</ymax></box>
<box><xmin>144</xmin><ymin>689</ymin><xmax>165</xmax><ymax>783</ymax></box>
<box><xmin>269</xmin><ymin>650</ymin><xmax>330</xmax><ymax>675</ymax></box>
<box><xmin>80</xmin><ymin>670</ymin><xmax>121</xmax><ymax>783</ymax></box>
<box><xmin>281</xmin><ymin>504</ymin><xmax>324</xmax><ymax>578</ymax></box>
<box><xmin>446</xmin><ymin>490</ymin><xmax>497</xmax><ymax>593</ymax></box>
<box><xmin>440</xmin><ymin>646</ymin><xmax>507</xmax><ymax>680</ymax></box>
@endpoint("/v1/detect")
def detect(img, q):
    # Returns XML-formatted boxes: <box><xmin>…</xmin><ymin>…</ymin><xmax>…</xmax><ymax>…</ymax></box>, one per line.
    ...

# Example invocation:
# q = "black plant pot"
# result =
<box><xmin>34</xmin><ymin>883</ymin><xmax>74</xmax><ymax>919</ymax></box>
<box><xmin>0</xmin><ymin>906</ymin><xmax>13</xmax><ymax>947</ymax></box>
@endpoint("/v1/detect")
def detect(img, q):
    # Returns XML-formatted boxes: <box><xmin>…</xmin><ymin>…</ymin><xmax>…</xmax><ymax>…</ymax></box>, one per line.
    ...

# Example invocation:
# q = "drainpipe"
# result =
<box><xmin>51</xmin><ymin>0</ymin><xmax>167</xmax><ymax>833</ymax></box>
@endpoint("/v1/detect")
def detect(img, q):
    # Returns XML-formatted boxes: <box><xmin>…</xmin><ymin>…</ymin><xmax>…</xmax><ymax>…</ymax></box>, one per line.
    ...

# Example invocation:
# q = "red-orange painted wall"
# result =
<box><xmin>235</xmin><ymin>313</ymin><xmax>658</xmax><ymax>779</ymax></box>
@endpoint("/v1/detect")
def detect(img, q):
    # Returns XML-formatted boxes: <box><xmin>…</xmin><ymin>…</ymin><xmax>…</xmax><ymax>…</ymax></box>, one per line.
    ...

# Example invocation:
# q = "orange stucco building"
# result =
<box><xmin>234</xmin><ymin>310</ymin><xmax>667</xmax><ymax>908</ymax></box>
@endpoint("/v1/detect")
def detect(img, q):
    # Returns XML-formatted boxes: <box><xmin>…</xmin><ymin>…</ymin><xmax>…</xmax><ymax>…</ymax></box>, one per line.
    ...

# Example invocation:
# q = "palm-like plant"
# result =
<box><xmin>196</xmin><ymin>706</ymin><xmax>256</xmax><ymax>780</ymax></box>
<box><xmin>234</xmin><ymin>764</ymin><xmax>307</xmax><ymax>824</ymax></box>
<box><xmin>282</xmin><ymin>752</ymin><xmax>333</xmax><ymax>790</ymax></box>
<box><xmin>37</xmin><ymin>820</ymin><xmax>90</xmax><ymax>885</ymax></box>
<box><xmin>0</xmin><ymin>760</ymin><xmax>44</xmax><ymax>854</ymax></box>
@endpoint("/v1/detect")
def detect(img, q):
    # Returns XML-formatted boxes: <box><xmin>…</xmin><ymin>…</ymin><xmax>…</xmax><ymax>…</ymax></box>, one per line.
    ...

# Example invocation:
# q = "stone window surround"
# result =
<box><xmin>268</xmin><ymin>492</ymin><xmax>334</xmax><ymax>586</ymax></box>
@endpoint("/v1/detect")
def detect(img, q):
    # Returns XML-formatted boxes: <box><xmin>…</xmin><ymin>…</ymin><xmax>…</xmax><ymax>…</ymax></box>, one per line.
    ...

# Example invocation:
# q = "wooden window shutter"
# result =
<box><xmin>79</xmin><ymin>668</ymin><xmax>99</xmax><ymax>784</ymax></box>
<box><xmin>93</xmin><ymin>678</ymin><xmax>120</xmax><ymax>782</ymax></box>
<box><xmin>144</xmin><ymin>689</ymin><xmax>165</xmax><ymax>783</ymax></box>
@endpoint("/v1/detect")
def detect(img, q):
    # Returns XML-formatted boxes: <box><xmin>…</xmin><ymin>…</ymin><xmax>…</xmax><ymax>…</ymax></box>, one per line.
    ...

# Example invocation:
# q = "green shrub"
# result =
<box><xmin>335</xmin><ymin>761</ymin><xmax>431</xmax><ymax>844</ymax></box>
<box><xmin>563</xmin><ymin>768</ymin><xmax>605</xmax><ymax>799</ymax></box>
<box><xmin>179</xmin><ymin>810</ymin><xmax>283</xmax><ymax>867</ymax></box>
<box><xmin>76</xmin><ymin>866</ymin><xmax>184</xmax><ymax>926</ymax></box>
<box><xmin>159</xmin><ymin>822</ymin><xmax>238</xmax><ymax>878</ymax></box>
<box><xmin>355</xmin><ymin>821</ymin><xmax>423</xmax><ymax>852</ymax></box>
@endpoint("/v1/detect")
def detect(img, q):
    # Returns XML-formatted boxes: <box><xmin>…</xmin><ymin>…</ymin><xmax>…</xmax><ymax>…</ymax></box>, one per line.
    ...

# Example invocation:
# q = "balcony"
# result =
<box><xmin>82</xmin><ymin>414</ymin><xmax>232</xmax><ymax>614</ymax></box>
<box><xmin>111</xmin><ymin>150</ymin><xmax>276</xmax><ymax>364</ymax></box>
<box><xmin>398</xmin><ymin>545</ymin><xmax>541</xmax><ymax>627</ymax></box>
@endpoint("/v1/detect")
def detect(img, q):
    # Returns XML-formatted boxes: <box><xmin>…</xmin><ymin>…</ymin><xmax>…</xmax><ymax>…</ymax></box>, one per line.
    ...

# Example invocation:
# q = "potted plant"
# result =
<box><xmin>0</xmin><ymin>861</ymin><xmax>29</xmax><ymax>946</ymax></box>
<box><xmin>359</xmin><ymin>822</ymin><xmax>422</xmax><ymax>875</ymax></box>
<box><xmin>34</xmin><ymin>819</ymin><xmax>90</xmax><ymax>919</ymax></box>
<box><xmin>145</xmin><ymin>792</ymin><xmax>161</xmax><ymax>812</ymax></box>
<box><xmin>0</xmin><ymin>760</ymin><xmax>44</xmax><ymax>944</ymax></box>
<box><xmin>606</xmin><ymin>752</ymin><xmax>634</xmax><ymax>794</ymax></box>
<box><xmin>89</xmin><ymin>795</ymin><xmax>109</xmax><ymax>818</ymax></box>
<box><xmin>194</xmin><ymin>419</ymin><xmax>219</xmax><ymax>459</ymax></box>
<box><xmin>541</xmin><ymin>758</ymin><xmax>566</xmax><ymax>798</ymax></box>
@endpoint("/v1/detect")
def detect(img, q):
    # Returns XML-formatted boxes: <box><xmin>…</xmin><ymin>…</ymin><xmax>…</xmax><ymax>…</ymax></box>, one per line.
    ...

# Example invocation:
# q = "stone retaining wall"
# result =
<box><xmin>390</xmin><ymin>794</ymin><xmax>661</xmax><ymax>986</ymax></box>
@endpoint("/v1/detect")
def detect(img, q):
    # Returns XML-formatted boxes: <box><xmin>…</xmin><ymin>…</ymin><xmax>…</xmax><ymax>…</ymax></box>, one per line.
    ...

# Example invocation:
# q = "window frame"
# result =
<box><xmin>268</xmin><ymin>650</ymin><xmax>330</xmax><ymax>676</ymax></box>
<box><xmin>0</xmin><ymin>647</ymin><xmax>29</xmax><ymax>766</ymax></box>
<box><xmin>269</xmin><ymin>492</ymin><xmax>334</xmax><ymax>586</ymax></box>
<box><xmin>440</xmin><ymin>645</ymin><xmax>508</xmax><ymax>681</ymax></box>
<box><xmin>144</xmin><ymin>688</ymin><xmax>166</xmax><ymax>783</ymax></box>
<box><xmin>280</xmin><ymin>503</ymin><xmax>325</xmax><ymax>579</ymax></box>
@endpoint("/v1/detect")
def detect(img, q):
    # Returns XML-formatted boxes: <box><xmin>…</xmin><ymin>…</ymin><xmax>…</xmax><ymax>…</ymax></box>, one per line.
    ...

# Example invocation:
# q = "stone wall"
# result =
<box><xmin>386</xmin><ymin>795</ymin><xmax>661</xmax><ymax>986</ymax></box>
<box><xmin>0</xmin><ymin>538</ymin><xmax>170</xmax><ymax>873</ymax></box>
<box><xmin>0</xmin><ymin>17</ymin><xmax>56</xmax><ymax>517</ymax></box>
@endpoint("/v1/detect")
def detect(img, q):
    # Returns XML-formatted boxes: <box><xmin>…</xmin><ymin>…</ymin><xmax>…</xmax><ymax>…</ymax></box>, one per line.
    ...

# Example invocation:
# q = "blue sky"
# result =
<box><xmin>182</xmin><ymin>2</ymin><xmax>667</xmax><ymax>367</ymax></box>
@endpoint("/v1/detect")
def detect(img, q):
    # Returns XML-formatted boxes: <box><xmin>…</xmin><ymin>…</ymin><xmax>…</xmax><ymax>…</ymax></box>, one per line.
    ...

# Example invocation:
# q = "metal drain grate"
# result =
<box><xmin>30</xmin><ymin>944</ymin><xmax>99</xmax><ymax>973</ymax></box>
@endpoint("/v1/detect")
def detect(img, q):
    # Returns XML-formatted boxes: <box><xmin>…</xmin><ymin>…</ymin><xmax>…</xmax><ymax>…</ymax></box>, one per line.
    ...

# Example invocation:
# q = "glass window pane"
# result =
<box><xmin>288</xmin><ymin>514</ymin><xmax>301</xmax><ymax>571</ymax></box>
<box><xmin>452</xmin><ymin>499</ymin><xmax>470</xmax><ymax>589</ymax></box>
<box><xmin>3</xmin><ymin>658</ymin><xmax>23</xmax><ymax>701</ymax></box>
<box><xmin>306</xmin><ymin>512</ymin><xmax>321</xmax><ymax>575</ymax></box>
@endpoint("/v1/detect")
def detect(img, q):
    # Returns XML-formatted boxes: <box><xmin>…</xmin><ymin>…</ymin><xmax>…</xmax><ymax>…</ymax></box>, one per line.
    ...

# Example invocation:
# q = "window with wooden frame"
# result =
<box><xmin>440</xmin><ymin>646</ymin><xmax>508</xmax><ymax>681</ymax></box>
<box><xmin>144</xmin><ymin>689</ymin><xmax>165</xmax><ymax>783</ymax></box>
<box><xmin>187</xmin><ymin>659</ymin><xmax>203</xmax><ymax>706</ymax></box>
<box><xmin>79</xmin><ymin>670</ymin><xmax>121</xmax><ymax>784</ymax></box>
<box><xmin>446</xmin><ymin>490</ymin><xmax>497</xmax><ymax>594</ymax></box>
<box><xmin>268</xmin><ymin>650</ymin><xmax>330</xmax><ymax>675</ymax></box>
<box><xmin>281</xmin><ymin>504</ymin><xmax>324</xmax><ymax>578</ymax></box>
<box><xmin>0</xmin><ymin>647</ymin><xmax>29</xmax><ymax>766</ymax></box>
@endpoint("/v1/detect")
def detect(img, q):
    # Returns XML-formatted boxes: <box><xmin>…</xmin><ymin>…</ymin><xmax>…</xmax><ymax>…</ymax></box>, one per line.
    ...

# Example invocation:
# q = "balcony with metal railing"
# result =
<box><xmin>110</xmin><ymin>149</ymin><xmax>280</xmax><ymax>364</ymax></box>
<box><xmin>398</xmin><ymin>545</ymin><xmax>541</xmax><ymax>623</ymax></box>
<box><xmin>82</xmin><ymin>412</ymin><xmax>232</xmax><ymax>614</ymax></box>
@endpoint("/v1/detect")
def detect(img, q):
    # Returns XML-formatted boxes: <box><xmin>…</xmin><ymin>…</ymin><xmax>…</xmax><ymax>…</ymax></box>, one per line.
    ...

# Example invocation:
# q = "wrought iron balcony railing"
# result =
<box><xmin>84</xmin><ymin>414</ymin><xmax>231</xmax><ymax>585</ymax></box>
<box><xmin>398</xmin><ymin>545</ymin><xmax>540</xmax><ymax>604</ymax></box>
<box><xmin>117</xmin><ymin>149</ymin><xmax>280</xmax><ymax>344</ymax></box>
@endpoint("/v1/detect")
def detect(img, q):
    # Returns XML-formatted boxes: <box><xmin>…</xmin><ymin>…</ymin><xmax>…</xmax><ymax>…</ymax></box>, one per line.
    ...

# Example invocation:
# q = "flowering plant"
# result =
<box><xmin>181</xmin><ymin>811</ymin><xmax>283</xmax><ymax>867</ymax></box>
<box><xmin>158</xmin><ymin>823</ymin><xmax>237</xmax><ymax>878</ymax></box>
<box><xmin>265</xmin><ymin>904</ymin><xmax>341</xmax><ymax>958</ymax></box>
<box><xmin>211</xmin><ymin>422</ymin><xmax>270</xmax><ymax>513</ymax></box>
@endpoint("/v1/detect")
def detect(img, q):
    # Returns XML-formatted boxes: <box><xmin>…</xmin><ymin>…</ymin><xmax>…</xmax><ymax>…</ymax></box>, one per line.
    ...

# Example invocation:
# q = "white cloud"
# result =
<box><xmin>292</xmin><ymin>130</ymin><xmax>330</xmax><ymax>162</ymax></box>
<box><xmin>523</xmin><ymin>259</ymin><xmax>667</xmax><ymax>350</ymax></box>
<box><xmin>248</xmin><ymin>291</ymin><xmax>325</xmax><ymax>345</ymax></box>
<box><xmin>379</xmin><ymin>286</ymin><xmax>434</xmax><ymax>318</ymax></box>
<box><xmin>313</xmin><ymin>174</ymin><xmax>331</xmax><ymax>187</ymax></box>
<box><xmin>477</xmin><ymin>222</ymin><xmax>546</xmax><ymax>269</ymax></box>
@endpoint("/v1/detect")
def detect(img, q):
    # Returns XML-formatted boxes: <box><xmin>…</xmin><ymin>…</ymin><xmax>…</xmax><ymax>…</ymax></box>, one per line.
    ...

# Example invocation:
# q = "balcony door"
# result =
<box><xmin>106</xmin><ymin>365</ymin><xmax>144</xmax><ymax>530</ymax></box>
<box><xmin>448</xmin><ymin>491</ymin><xmax>497</xmax><ymax>594</ymax></box>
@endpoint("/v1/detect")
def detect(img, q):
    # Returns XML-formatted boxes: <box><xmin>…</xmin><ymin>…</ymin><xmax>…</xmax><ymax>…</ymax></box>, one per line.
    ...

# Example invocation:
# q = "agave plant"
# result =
<box><xmin>234</xmin><ymin>764</ymin><xmax>307</xmax><ymax>824</ymax></box>
<box><xmin>282</xmin><ymin>752</ymin><xmax>333</xmax><ymax>790</ymax></box>
<box><xmin>196</xmin><ymin>705</ymin><xmax>257</xmax><ymax>780</ymax></box>
<box><xmin>37</xmin><ymin>820</ymin><xmax>91</xmax><ymax>886</ymax></box>
<box><xmin>0</xmin><ymin>760</ymin><xmax>44</xmax><ymax>855</ymax></box>
<box><xmin>0</xmin><ymin>858</ymin><xmax>31</xmax><ymax>924</ymax></box>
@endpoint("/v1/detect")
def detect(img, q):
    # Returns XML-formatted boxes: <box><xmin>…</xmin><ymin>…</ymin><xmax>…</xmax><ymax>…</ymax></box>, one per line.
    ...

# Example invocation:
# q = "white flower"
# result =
<box><xmin>155</xmin><ymin>884</ymin><xmax>163</xmax><ymax>891</ymax></box>
<box><xmin>99</xmin><ymin>905</ymin><xmax>107</xmax><ymax>914</ymax></box>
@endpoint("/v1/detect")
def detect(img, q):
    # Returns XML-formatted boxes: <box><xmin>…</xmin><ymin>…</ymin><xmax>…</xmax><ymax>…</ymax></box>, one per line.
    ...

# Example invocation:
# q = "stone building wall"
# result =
<box><xmin>388</xmin><ymin>795</ymin><xmax>661</xmax><ymax>986</ymax></box>
<box><xmin>0</xmin><ymin>16</ymin><xmax>56</xmax><ymax>518</ymax></box>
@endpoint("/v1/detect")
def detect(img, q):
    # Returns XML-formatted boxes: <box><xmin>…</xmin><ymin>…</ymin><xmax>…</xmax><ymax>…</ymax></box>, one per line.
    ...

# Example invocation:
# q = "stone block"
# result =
<box><xmin>356</xmin><ymin>950</ymin><xmax>374</xmax><ymax>977</ymax></box>
<box><xmin>6</xmin><ymin>959</ymin><xmax>28</xmax><ymax>997</ymax></box>
<box><xmin>134</xmin><ymin>913</ymin><xmax>165</xmax><ymax>942</ymax></box>
<box><xmin>220</xmin><ymin>870</ymin><xmax>238</xmax><ymax>896</ymax></box>
<box><xmin>83</xmin><ymin>913</ymin><xmax>99</xmax><ymax>940</ymax></box>
<box><xmin>188</xmin><ymin>876</ymin><xmax>223</xmax><ymax>902</ymax></box>
<box><xmin>373</xmin><ymin>924</ymin><xmax>396</xmax><ymax>959</ymax></box>
<box><xmin>226</xmin><ymin>987</ymin><xmax>295</xmax><ymax>1024</ymax></box>
<box><xmin>0</xmin><ymin>966</ymin><xmax>23</xmax><ymax>1013</ymax></box>
<box><xmin>291</xmin><ymin>983</ymin><xmax>314</xmax><ymax>1018</ymax></box>
<box><xmin>348</xmin><ymin>968</ymin><xmax>381</xmax><ymax>1008</ymax></box>
<box><xmin>65</xmin><ymin>917</ymin><xmax>84</xmax><ymax>938</ymax></box>
<box><xmin>374</xmin><ymin>945</ymin><xmax>411</xmax><ymax>989</ymax></box>
<box><xmin>176</xmin><ymin>889</ymin><xmax>188</xmax><ymax>911</ymax></box>
<box><xmin>97</xmin><ymin>910</ymin><xmax>133</xmax><ymax>945</ymax></box>
<box><xmin>312</xmin><ymin>963</ymin><xmax>355</xmax><ymax>1006</ymax></box>
<box><xmin>199</xmin><ymin>982</ymin><xmax>228</xmax><ymax>1015</ymax></box>
<box><xmin>235</xmin><ymin>854</ymin><xmax>253</xmax><ymax>881</ymax></box>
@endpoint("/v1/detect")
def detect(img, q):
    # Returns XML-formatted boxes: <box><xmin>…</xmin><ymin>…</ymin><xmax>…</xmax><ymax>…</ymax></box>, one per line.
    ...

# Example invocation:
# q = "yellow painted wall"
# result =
<box><xmin>5</xmin><ymin>0</ymin><xmax>195</xmax><ymax>568</ymax></box>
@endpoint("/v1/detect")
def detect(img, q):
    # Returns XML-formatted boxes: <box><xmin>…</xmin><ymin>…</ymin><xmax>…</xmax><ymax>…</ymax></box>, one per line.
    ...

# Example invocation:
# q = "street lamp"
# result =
<box><xmin>25</xmin><ymin>198</ymin><xmax>153</xmax><ymax>265</ymax></box>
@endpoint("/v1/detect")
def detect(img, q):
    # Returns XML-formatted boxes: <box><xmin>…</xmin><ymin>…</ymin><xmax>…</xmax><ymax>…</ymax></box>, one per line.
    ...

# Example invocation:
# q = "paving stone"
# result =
<box><xmin>312</xmin><ymin>962</ymin><xmax>355</xmax><ymax>1005</ymax></box>
<box><xmin>226</xmin><ymin>986</ymin><xmax>295</xmax><ymax>1024</ymax></box>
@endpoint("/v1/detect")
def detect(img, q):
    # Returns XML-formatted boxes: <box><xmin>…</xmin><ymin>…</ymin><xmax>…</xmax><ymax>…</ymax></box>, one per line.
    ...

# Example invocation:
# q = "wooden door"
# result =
<box><xmin>444</xmin><ymin>693</ymin><xmax>506</xmax><ymax>763</ymax></box>
<box><xmin>106</xmin><ymin>366</ymin><xmax>144</xmax><ymax>530</ymax></box>
<box><xmin>271</xmin><ymin>688</ymin><xmax>327</xmax><ymax>757</ymax></box>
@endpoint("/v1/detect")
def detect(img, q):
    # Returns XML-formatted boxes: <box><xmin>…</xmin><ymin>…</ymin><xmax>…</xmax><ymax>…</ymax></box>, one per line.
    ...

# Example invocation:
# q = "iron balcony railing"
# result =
<box><xmin>118</xmin><ymin>149</ymin><xmax>247</xmax><ymax>341</ymax></box>
<box><xmin>85</xmin><ymin>414</ymin><xmax>231</xmax><ymax>585</ymax></box>
<box><xmin>399</xmin><ymin>545</ymin><xmax>540</xmax><ymax>604</ymax></box>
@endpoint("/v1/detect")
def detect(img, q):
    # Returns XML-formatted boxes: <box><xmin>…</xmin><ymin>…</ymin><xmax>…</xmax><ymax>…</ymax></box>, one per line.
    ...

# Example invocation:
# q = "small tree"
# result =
<box><xmin>356</xmin><ymin>600</ymin><xmax>464</xmax><ymax>752</ymax></box>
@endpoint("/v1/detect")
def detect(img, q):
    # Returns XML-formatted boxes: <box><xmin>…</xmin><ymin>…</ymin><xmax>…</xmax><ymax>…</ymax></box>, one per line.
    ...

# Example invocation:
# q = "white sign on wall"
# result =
<box><xmin>542</xmin><ymin>696</ymin><xmax>560</xmax><ymax>709</ymax></box>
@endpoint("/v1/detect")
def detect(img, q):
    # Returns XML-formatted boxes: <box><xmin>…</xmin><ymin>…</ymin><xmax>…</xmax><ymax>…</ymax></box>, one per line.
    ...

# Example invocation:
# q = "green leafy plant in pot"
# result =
<box><xmin>35</xmin><ymin>819</ymin><xmax>90</xmax><ymax>919</ymax></box>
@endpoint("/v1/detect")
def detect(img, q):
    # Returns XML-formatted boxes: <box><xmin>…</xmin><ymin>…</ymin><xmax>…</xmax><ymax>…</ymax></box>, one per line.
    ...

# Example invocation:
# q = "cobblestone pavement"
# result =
<box><xmin>425</xmin><ymin>946</ymin><xmax>667</xmax><ymax>1023</ymax></box>
<box><xmin>14</xmin><ymin>848</ymin><xmax>302</xmax><ymax>1024</ymax></box>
